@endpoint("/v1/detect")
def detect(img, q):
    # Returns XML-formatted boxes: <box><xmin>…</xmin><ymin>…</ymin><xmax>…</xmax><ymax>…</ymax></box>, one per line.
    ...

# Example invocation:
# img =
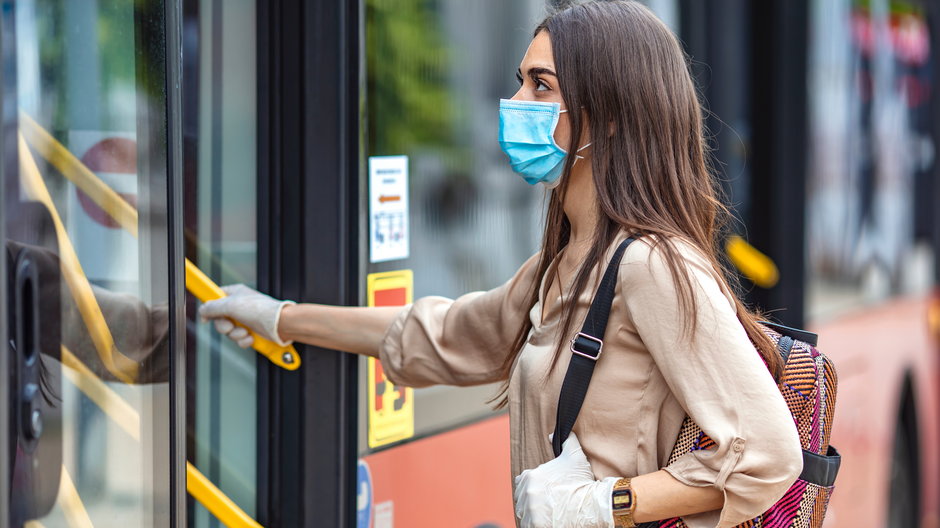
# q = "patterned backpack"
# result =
<box><xmin>656</xmin><ymin>323</ymin><xmax>841</xmax><ymax>528</ymax></box>
<box><xmin>553</xmin><ymin>238</ymin><xmax>841</xmax><ymax>528</ymax></box>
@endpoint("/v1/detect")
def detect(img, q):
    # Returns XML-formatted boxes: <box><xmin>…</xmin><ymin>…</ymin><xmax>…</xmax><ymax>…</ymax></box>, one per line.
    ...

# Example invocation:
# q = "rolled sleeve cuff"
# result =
<box><xmin>664</xmin><ymin>437</ymin><xmax>797</xmax><ymax>528</ymax></box>
<box><xmin>377</xmin><ymin>304</ymin><xmax>416</xmax><ymax>387</ymax></box>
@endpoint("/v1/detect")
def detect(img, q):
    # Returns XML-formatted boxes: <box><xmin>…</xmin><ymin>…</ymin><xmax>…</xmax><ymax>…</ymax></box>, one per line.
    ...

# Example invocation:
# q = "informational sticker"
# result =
<box><xmin>367</xmin><ymin>270</ymin><xmax>415</xmax><ymax>448</ymax></box>
<box><xmin>368</xmin><ymin>156</ymin><xmax>409</xmax><ymax>263</ymax></box>
<box><xmin>374</xmin><ymin>501</ymin><xmax>394</xmax><ymax>528</ymax></box>
<box><xmin>356</xmin><ymin>460</ymin><xmax>373</xmax><ymax>528</ymax></box>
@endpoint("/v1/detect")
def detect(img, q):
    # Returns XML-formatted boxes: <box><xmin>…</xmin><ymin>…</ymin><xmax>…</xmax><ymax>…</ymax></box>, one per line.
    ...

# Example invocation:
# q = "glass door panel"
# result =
<box><xmin>183</xmin><ymin>0</ymin><xmax>260</xmax><ymax>524</ymax></box>
<box><xmin>361</xmin><ymin>0</ymin><xmax>549</xmax><ymax>453</ymax></box>
<box><xmin>7</xmin><ymin>0</ymin><xmax>179</xmax><ymax>526</ymax></box>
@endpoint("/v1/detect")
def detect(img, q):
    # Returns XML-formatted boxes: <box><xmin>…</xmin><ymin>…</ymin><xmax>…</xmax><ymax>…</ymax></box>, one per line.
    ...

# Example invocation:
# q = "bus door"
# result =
<box><xmin>4</xmin><ymin>0</ymin><xmax>186</xmax><ymax>526</ymax></box>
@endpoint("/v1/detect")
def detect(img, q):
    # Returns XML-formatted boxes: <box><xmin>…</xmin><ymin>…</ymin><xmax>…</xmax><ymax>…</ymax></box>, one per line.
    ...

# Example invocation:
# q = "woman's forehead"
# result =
<box><xmin>519</xmin><ymin>31</ymin><xmax>555</xmax><ymax>72</ymax></box>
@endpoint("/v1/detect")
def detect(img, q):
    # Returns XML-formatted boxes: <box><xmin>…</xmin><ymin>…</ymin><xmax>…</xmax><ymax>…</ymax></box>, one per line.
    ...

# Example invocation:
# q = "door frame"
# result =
<box><xmin>0</xmin><ymin>0</ymin><xmax>10</xmax><ymax>521</ymax></box>
<box><xmin>256</xmin><ymin>0</ymin><xmax>362</xmax><ymax>525</ymax></box>
<box><xmin>163</xmin><ymin>0</ymin><xmax>187</xmax><ymax>524</ymax></box>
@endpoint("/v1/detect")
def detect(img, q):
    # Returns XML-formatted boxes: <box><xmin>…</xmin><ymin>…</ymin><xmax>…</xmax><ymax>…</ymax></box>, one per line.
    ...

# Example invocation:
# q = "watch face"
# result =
<box><xmin>612</xmin><ymin>488</ymin><xmax>634</xmax><ymax>510</ymax></box>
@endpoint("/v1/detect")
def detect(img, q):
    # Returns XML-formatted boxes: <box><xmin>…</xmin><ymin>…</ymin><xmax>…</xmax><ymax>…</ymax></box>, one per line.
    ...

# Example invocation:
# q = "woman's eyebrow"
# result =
<box><xmin>529</xmin><ymin>67</ymin><xmax>557</xmax><ymax>78</ymax></box>
<box><xmin>516</xmin><ymin>67</ymin><xmax>558</xmax><ymax>80</ymax></box>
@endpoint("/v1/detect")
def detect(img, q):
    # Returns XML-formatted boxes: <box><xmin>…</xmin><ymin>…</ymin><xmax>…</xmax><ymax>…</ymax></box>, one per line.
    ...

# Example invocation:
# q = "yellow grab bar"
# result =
<box><xmin>725</xmin><ymin>235</ymin><xmax>780</xmax><ymax>289</ymax></box>
<box><xmin>187</xmin><ymin>463</ymin><xmax>264</xmax><ymax>528</ymax></box>
<box><xmin>19</xmin><ymin>111</ymin><xmax>299</xmax><ymax>370</ymax></box>
<box><xmin>19</xmin><ymin>134</ymin><xmax>139</xmax><ymax>383</ymax></box>
<box><xmin>185</xmin><ymin>263</ymin><xmax>299</xmax><ymax>369</ymax></box>
<box><xmin>60</xmin><ymin>347</ymin><xmax>263</xmax><ymax>527</ymax></box>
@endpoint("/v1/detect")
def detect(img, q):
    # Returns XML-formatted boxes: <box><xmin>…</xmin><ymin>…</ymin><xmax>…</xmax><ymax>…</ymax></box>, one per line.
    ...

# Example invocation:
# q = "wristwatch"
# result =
<box><xmin>611</xmin><ymin>477</ymin><xmax>637</xmax><ymax>528</ymax></box>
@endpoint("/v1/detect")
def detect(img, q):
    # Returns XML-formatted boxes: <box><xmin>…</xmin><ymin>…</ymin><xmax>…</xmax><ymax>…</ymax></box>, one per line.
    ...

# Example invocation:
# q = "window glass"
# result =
<box><xmin>361</xmin><ymin>0</ymin><xmax>550</xmax><ymax>452</ymax></box>
<box><xmin>806</xmin><ymin>0</ymin><xmax>936</xmax><ymax>321</ymax></box>
<box><xmin>183</xmin><ymin>0</ymin><xmax>259</xmax><ymax>523</ymax></box>
<box><xmin>11</xmin><ymin>0</ymin><xmax>174</xmax><ymax>525</ymax></box>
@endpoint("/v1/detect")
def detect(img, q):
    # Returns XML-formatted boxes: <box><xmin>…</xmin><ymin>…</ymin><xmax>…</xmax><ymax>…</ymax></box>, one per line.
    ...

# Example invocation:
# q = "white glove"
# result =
<box><xmin>513</xmin><ymin>433</ymin><xmax>618</xmax><ymax>528</ymax></box>
<box><xmin>198</xmin><ymin>284</ymin><xmax>295</xmax><ymax>348</ymax></box>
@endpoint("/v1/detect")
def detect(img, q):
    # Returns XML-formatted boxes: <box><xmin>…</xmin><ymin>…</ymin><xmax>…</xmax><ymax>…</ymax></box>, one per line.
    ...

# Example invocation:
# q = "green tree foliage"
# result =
<box><xmin>366</xmin><ymin>0</ymin><xmax>456</xmax><ymax>156</ymax></box>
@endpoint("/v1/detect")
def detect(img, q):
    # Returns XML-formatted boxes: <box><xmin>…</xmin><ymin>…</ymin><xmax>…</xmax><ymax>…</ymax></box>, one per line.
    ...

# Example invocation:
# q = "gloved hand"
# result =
<box><xmin>513</xmin><ymin>433</ymin><xmax>618</xmax><ymax>528</ymax></box>
<box><xmin>198</xmin><ymin>284</ymin><xmax>295</xmax><ymax>348</ymax></box>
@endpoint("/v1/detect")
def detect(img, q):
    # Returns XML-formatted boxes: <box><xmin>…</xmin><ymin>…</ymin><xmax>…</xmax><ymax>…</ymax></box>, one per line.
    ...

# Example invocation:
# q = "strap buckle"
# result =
<box><xmin>570</xmin><ymin>332</ymin><xmax>603</xmax><ymax>361</ymax></box>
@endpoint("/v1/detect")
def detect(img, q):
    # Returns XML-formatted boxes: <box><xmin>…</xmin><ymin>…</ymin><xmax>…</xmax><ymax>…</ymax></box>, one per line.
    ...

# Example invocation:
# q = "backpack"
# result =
<box><xmin>553</xmin><ymin>238</ymin><xmax>841</xmax><ymax>528</ymax></box>
<box><xmin>656</xmin><ymin>323</ymin><xmax>840</xmax><ymax>528</ymax></box>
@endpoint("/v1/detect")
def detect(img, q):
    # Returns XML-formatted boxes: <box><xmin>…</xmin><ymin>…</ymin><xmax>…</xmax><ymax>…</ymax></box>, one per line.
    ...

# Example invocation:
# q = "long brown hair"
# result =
<box><xmin>492</xmin><ymin>0</ymin><xmax>780</xmax><ymax>407</ymax></box>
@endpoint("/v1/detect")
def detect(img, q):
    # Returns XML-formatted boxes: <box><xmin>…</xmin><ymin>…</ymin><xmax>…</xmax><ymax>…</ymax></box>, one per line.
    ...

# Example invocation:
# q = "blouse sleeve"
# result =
<box><xmin>620</xmin><ymin>239</ymin><xmax>802</xmax><ymax>528</ymax></box>
<box><xmin>378</xmin><ymin>253</ymin><xmax>541</xmax><ymax>388</ymax></box>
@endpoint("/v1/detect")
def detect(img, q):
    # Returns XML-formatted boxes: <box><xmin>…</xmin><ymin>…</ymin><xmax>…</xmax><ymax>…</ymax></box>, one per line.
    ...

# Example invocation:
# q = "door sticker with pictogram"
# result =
<box><xmin>367</xmin><ymin>270</ymin><xmax>414</xmax><ymax>448</ymax></box>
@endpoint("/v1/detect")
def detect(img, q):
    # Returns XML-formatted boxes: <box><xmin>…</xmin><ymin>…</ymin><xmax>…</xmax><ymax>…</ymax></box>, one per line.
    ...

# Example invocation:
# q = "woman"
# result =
<box><xmin>200</xmin><ymin>2</ymin><xmax>802</xmax><ymax>527</ymax></box>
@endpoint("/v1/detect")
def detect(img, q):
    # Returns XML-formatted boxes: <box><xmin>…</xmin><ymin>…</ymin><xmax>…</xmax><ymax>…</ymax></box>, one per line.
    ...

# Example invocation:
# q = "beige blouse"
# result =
<box><xmin>379</xmin><ymin>235</ymin><xmax>802</xmax><ymax>528</ymax></box>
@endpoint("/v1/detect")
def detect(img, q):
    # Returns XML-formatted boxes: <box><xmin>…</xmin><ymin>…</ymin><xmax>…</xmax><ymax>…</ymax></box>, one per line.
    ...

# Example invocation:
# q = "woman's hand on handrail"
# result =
<box><xmin>198</xmin><ymin>284</ymin><xmax>295</xmax><ymax>348</ymax></box>
<box><xmin>199</xmin><ymin>284</ymin><xmax>403</xmax><ymax>359</ymax></box>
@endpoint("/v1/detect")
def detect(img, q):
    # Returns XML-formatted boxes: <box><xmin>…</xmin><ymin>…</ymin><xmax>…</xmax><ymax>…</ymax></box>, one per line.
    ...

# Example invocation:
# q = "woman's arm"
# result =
<box><xmin>277</xmin><ymin>303</ymin><xmax>403</xmax><ymax>358</ymax></box>
<box><xmin>630</xmin><ymin>470</ymin><xmax>724</xmax><ymax>522</ymax></box>
<box><xmin>202</xmin><ymin>253</ymin><xmax>542</xmax><ymax>388</ymax></box>
<box><xmin>198</xmin><ymin>284</ymin><xmax>401</xmax><ymax>357</ymax></box>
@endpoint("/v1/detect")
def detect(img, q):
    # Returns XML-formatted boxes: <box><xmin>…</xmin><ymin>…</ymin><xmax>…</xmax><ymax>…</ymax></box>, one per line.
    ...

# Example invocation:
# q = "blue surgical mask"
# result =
<box><xmin>498</xmin><ymin>98</ymin><xmax>591</xmax><ymax>188</ymax></box>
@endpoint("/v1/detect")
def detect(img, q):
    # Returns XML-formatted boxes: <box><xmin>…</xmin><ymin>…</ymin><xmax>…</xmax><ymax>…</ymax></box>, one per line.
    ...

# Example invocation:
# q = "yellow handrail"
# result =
<box><xmin>60</xmin><ymin>344</ymin><xmax>263</xmax><ymax>528</ymax></box>
<box><xmin>18</xmin><ymin>134</ymin><xmax>139</xmax><ymax>383</ymax></box>
<box><xmin>186</xmin><ymin>463</ymin><xmax>264</xmax><ymax>528</ymax></box>
<box><xmin>19</xmin><ymin>112</ymin><xmax>300</xmax><ymax>370</ymax></box>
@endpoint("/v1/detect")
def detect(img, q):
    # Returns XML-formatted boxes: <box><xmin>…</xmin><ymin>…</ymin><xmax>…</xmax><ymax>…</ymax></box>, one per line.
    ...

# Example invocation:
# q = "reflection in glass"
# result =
<box><xmin>10</xmin><ymin>0</ymin><xmax>173</xmax><ymax>526</ymax></box>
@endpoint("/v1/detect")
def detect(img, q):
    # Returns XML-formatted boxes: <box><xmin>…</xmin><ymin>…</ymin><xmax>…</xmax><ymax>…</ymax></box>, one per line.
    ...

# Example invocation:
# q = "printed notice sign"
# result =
<box><xmin>369</xmin><ymin>156</ymin><xmax>409</xmax><ymax>263</ymax></box>
<box><xmin>367</xmin><ymin>270</ymin><xmax>415</xmax><ymax>448</ymax></box>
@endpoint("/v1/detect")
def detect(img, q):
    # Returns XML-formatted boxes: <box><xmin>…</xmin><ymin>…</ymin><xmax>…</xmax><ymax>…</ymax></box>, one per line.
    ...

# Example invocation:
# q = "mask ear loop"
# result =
<box><xmin>558</xmin><ymin>108</ymin><xmax>592</xmax><ymax>162</ymax></box>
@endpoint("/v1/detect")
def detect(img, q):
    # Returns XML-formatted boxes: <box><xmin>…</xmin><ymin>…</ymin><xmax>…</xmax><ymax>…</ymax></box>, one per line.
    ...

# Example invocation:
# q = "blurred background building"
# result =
<box><xmin>4</xmin><ymin>0</ymin><xmax>940</xmax><ymax>527</ymax></box>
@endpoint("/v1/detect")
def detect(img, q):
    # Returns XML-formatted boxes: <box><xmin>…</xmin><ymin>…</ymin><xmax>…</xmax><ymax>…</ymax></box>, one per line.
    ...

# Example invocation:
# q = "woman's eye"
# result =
<box><xmin>535</xmin><ymin>79</ymin><xmax>550</xmax><ymax>91</ymax></box>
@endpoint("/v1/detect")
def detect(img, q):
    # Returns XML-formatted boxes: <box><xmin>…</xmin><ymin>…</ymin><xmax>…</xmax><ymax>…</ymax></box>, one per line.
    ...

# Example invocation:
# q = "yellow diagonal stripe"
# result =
<box><xmin>20</xmin><ymin>112</ymin><xmax>139</xmax><ymax>237</ymax></box>
<box><xmin>61</xmin><ymin>345</ymin><xmax>140</xmax><ymax>441</ymax></box>
<box><xmin>59</xmin><ymin>468</ymin><xmax>95</xmax><ymax>528</ymax></box>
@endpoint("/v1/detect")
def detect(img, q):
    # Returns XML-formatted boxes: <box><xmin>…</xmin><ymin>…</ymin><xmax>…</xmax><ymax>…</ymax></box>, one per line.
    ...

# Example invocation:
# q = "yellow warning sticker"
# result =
<box><xmin>367</xmin><ymin>270</ymin><xmax>415</xmax><ymax>448</ymax></box>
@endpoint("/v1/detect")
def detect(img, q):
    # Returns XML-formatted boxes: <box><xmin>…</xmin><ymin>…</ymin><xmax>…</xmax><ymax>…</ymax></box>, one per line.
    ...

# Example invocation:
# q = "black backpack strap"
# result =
<box><xmin>760</xmin><ymin>321</ymin><xmax>818</xmax><ymax>347</ymax></box>
<box><xmin>552</xmin><ymin>237</ymin><xmax>636</xmax><ymax>457</ymax></box>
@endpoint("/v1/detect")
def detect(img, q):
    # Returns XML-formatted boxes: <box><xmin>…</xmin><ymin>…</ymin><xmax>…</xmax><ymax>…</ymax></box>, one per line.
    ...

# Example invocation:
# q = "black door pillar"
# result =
<box><xmin>257</xmin><ymin>0</ymin><xmax>362</xmax><ymax>526</ymax></box>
